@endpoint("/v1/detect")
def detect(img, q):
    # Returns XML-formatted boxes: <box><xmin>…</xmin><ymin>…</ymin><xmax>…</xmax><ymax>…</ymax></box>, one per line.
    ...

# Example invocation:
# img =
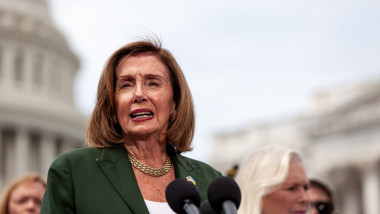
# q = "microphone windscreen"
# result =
<box><xmin>207</xmin><ymin>177</ymin><xmax>241</xmax><ymax>213</ymax></box>
<box><xmin>200</xmin><ymin>200</ymin><xmax>218</xmax><ymax>214</ymax></box>
<box><xmin>165</xmin><ymin>178</ymin><xmax>201</xmax><ymax>214</ymax></box>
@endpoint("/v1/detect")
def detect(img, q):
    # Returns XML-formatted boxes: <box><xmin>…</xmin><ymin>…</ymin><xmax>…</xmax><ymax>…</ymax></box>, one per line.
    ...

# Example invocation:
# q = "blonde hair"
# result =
<box><xmin>235</xmin><ymin>144</ymin><xmax>305</xmax><ymax>214</ymax></box>
<box><xmin>0</xmin><ymin>174</ymin><xmax>46</xmax><ymax>214</ymax></box>
<box><xmin>86</xmin><ymin>37</ymin><xmax>195</xmax><ymax>152</ymax></box>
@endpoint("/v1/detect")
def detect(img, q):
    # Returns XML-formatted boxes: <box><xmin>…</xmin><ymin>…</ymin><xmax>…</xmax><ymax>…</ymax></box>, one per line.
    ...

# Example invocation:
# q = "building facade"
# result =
<box><xmin>0</xmin><ymin>0</ymin><xmax>87</xmax><ymax>192</ymax></box>
<box><xmin>210</xmin><ymin>78</ymin><xmax>380</xmax><ymax>214</ymax></box>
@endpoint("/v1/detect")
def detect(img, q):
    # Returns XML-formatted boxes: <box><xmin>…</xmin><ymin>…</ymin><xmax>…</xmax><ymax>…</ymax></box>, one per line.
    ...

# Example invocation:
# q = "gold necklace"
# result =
<box><xmin>127</xmin><ymin>153</ymin><xmax>172</xmax><ymax>177</ymax></box>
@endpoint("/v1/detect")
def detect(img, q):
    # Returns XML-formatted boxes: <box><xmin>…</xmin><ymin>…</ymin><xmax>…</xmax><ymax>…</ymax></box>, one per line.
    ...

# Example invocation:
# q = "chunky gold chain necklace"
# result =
<box><xmin>127</xmin><ymin>153</ymin><xmax>172</xmax><ymax>177</ymax></box>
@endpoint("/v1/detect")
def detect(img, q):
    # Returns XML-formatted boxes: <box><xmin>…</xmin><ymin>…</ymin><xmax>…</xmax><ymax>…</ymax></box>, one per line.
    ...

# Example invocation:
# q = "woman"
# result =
<box><xmin>0</xmin><ymin>173</ymin><xmax>46</xmax><ymax>214</ymax></box>
<box><xmin>40</xmin><ymin>38</ymin><xmax>222</xmax><ymax>214</ymax></box>
<box><xmin>235</xmin><ymin>144</ymin><xmax>309</xmax><ymax>214</ymax></box>
<box><xmin>309</xmin><ymin>179</ymin><xmax>336</xmax><ymax>214</ymax></box>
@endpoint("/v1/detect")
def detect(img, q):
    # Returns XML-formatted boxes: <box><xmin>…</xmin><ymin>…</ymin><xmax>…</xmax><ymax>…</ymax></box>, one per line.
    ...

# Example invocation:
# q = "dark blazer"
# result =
<box><xmin>40</xmin><ymin>146</ymin><xmax>222</xmax><ymax>214</ymax></box>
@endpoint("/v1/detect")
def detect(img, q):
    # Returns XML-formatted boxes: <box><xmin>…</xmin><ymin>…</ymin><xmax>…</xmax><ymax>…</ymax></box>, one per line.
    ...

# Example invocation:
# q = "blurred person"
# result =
<box><xmin>40</xmin><ymin>37</ymin><xmax>222</xmax><ymax>214</ymax></box>
<box><xmin>0</xmin><ymin>173</ymin><xmax>46</xmax><ymax>214</ymax></box>
<box><xmin>309</xmin><ymin>179</ymin><xmax>336</xmax><ymax>214</ymax></box>
<box><xmin>226</xmin><ymin>164</ymin><xmax>239</xmax><ymax>178</ymax></box>
<box><xmin>235</xmin><ymin>144</ymin><xmax>309</xmax><ymax>214</ymax></box>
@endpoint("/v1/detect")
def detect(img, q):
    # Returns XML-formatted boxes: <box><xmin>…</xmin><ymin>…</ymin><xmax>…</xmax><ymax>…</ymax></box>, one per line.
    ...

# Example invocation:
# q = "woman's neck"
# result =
<box><xmin>123</xmin><ymin>137</ymin><xmax>168</xmax><ymax>167</ymax></box>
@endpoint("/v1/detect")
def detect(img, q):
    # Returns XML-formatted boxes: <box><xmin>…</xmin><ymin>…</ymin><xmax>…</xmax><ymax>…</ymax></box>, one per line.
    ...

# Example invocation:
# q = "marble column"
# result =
<box><xmin>14</xmin><ymin>127</ymin><xmax>30</xmax><ymax>178</ymax></box>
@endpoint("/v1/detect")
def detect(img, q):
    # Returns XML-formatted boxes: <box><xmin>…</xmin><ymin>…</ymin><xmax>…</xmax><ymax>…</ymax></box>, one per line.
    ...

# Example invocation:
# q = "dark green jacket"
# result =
<box><xmin>40</xmin><ymin>146</ymin><xmax>222</xmax><ymax>214</ymax></box>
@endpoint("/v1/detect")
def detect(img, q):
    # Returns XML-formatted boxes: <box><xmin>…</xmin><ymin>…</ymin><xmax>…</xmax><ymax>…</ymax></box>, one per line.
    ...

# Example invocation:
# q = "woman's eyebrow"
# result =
<box><xmin>144</xmin><ymin>74</ymin><xmax>166</xmax><ymax>79</ymax></box>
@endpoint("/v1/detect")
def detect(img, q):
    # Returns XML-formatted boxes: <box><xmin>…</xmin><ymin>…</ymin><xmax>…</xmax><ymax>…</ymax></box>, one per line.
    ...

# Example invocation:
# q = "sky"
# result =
<box><xmin>49</xmin><ymin>0</ymin><xmax>380</xmax><ymax>162</ymax></box>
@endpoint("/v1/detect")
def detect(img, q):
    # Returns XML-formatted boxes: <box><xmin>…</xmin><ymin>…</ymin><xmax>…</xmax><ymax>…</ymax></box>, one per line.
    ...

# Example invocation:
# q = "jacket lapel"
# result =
<box><xmin>171</xmin><ymin>152</ymin><xmax>203</xmax><ymax>192</ymax></box>
<box><xmin>96</xmin><ymin>147</ymin><xmax>149</xmax><ymax>214</ymax></box>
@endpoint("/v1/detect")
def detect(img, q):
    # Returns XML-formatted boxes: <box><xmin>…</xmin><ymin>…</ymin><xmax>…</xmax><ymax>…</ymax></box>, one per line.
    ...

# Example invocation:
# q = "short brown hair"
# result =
<box><xmin>0</xmin><ymin>173</ymin><xmax>46</xmax><ymax>214</ymax></box>
<box><xmin>86</xmin><ymin>38</ymin><xmax>195</xmax><ymax>152</ymax></box>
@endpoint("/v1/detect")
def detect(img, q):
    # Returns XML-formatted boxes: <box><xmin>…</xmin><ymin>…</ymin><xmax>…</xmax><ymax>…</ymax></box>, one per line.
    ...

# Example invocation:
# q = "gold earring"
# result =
<box><xmin>113</xmin><ymin>115</ymin><xmax>118</xmax><ymax>124</ymax></box>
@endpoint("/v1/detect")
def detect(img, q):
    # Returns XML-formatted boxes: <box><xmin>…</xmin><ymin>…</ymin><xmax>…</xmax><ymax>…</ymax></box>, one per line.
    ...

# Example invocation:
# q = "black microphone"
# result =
<box><xmin>207</xmin><ymin>177</ymin><xmax>241</xmax><ymax>214</ymax></box>
<box><xmin>200</xmin><ymin>200</ymin><xmax>217</xmax><ymax>214</ymax></box>
<box><xmin>165</xmin><ymin>178</ymin><xmax>201</xmax><ymax>214</ymax></box>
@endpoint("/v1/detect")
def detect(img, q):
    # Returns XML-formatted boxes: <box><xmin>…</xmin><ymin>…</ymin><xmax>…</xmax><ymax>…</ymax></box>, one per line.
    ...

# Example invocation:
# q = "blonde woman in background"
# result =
<box><xmin>235</xmin><ymin>144</ymin><xmax>309</xmax><ymax>214</ymax></box>
<box><xmin>0</xmin><ymin>173</ymin><xmax>46</xmax><ymax>214</ymax></box>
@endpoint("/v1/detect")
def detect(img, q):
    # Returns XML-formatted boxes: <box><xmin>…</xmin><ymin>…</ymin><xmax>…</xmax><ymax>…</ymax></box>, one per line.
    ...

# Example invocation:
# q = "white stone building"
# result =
<box><xmin>210</xmin><ymin>78</ymin><xmax>380</xmax><ymax>214</ymax></box>
<box><xmin>0</xmin><ymin>0</ymin><xmax>87</xmax><ymax>192</ymax></box>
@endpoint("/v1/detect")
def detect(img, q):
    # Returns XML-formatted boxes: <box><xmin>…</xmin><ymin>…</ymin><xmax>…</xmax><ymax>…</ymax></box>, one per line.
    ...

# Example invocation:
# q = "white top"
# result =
<box><xmin>144</xmin><ymin>199</ymin><xmax>176</xmax><ymax>214</ymax></box>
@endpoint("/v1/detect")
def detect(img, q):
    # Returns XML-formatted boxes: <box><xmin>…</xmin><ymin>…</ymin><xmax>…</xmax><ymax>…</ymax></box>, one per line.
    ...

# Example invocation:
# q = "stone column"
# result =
<box><xmin>14</xmin><ymin>127</ymin><xmax>30</xmax><ymax>177</ymax></box>
<box><xmin>360</xmin><ymin>162</ymin><xmax>380</xmax><ymax>214</ymax></box>
<box><xmin>40</xmin><ymin>133</ymin><xmax>56</xmax><ymax>178</ymax></box>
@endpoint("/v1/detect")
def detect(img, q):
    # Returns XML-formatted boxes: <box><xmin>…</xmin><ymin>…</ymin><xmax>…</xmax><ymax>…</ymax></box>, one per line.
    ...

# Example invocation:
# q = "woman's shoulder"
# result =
<box><xmin>175</xmin><ymin>153</ymin><xmax>222</xmax><ymax>176</ymax></box>
<box><xmin>53</xmin><ymin>146</ymin><xmax>125</xmax><ymax>165</ymax></box>
<box><xmin>57</xmin><ymin>147</ymin><xmax>101</xmax><ymax>158</ymax></box>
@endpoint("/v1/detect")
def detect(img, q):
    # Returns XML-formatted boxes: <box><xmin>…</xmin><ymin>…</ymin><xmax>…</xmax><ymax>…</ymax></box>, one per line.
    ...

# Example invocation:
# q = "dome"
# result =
<box><xmin>0</xmin><ymin>0</ymin><xmax>87</xmax><ymax>190</ymax></box>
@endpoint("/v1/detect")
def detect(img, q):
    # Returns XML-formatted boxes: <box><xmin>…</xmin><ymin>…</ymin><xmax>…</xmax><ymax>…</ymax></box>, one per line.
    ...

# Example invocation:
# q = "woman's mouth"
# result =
<box><xmin>130</xmin><ymin>109</ymin><xmax>154</xmax><ymax>121</ymax></box>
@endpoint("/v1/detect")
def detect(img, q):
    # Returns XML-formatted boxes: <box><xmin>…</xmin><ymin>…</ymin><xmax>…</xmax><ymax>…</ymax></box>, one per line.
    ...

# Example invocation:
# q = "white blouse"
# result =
<box><xmin>144</xmin><ymin>199</ymin><xmax>176</xmax><ymax>214</ymax></box>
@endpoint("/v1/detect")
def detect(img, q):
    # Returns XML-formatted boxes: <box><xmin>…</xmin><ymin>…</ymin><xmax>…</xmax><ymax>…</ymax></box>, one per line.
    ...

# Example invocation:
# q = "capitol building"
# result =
<box><xmin>210</xmin><ymin>78</ymin><xmax>380</xmax><ymax>214</ymax></box>
<box><xmin>0</xmin><ymin>0</ymin><xmax>87</xmax><ymax>192</ymax></box>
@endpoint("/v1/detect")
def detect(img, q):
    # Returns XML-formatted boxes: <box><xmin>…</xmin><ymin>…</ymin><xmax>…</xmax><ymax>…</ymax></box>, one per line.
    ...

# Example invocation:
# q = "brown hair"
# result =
<box><xmin>310</xmin><ymin>179</ymin><xmax>335</xmax><ymax>205</ymax></box>
<box><xmin>0</xmin><ymin>174</ymin><xmax>46</xmax><ymax>214</ymax></box>
<box><xmin>86</xmin><ymin>37</ymin><xmax>195</xmax><ymax>152</ymax></box>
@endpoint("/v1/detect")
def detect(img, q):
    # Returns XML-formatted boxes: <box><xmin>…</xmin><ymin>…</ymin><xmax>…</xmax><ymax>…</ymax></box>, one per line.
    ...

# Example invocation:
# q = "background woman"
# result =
<box><xmin>235</xmin><ymin>144</ymin><xmax>309</xmax><ymax>214</ymax></box>
<box><xmin>0</xmin><ymin>173</ymin><xmax>46</xmax><ymax>214</ymax></box>
<box><xmin>309</xmin><ymin>179</ymin><xmax>337</xmax><ymax>214</ymax></box>
<box><xmin>40</xmin><ymin>38</ymin><xmax>221</xmax><ymax>214</ymax></box>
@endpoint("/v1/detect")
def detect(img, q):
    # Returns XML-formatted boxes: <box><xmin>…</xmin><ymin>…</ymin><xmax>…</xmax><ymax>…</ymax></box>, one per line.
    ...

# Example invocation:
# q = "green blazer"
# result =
<box><xmin>40</xmin><ymin>146</ymin><xmax>222</xmax><ymax>214</ymax></box>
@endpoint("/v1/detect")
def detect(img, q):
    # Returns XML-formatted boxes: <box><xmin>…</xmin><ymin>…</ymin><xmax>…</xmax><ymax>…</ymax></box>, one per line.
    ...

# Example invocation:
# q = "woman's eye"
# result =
<box><xmin>148</xmin><ymin>81</ymin><xmax>160</xmax><ymax>87</ymax></box>
<box><xmin>121</xmin><ymin>82</ymin><xmax>133</xmax><ymax>88</ymax></box>
<box><xmin>286</xmin><ymin>186</ymin><xmax>296</xmax><ymax>191</ymax></box>
<box><xmin>16</xmin><ymin>198</ymin><xmax>28</xmax><ymax>204</ymax></box>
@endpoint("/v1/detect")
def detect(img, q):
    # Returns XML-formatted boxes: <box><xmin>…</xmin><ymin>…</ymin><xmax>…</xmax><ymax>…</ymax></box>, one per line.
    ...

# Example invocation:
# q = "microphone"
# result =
<box><xmin>199</xmin><ymin>200</ymin><xmax>217</xmax><ymax>214</ymax></box>
<box><xmin>165</xmin><ymin>178</ymin><xmax>201</xmax><ymax>214</ymax></box>
<box><xmin>207</xmin><ymin>176</ymin><xmax>241</xmax><ymax>214</ymax></box>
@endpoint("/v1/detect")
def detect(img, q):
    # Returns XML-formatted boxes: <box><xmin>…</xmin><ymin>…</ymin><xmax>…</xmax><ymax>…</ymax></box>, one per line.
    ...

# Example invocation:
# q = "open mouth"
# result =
<box><xmin>130</xmin><ymin>111</ymin><xmax>154</xmax><ymax>119</ymax></box>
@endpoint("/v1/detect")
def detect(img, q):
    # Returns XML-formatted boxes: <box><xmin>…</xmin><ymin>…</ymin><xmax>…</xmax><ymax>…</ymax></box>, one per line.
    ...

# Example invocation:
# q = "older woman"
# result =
<box><xmin>235</xmin><ymin>144</ymin><xmax>309</xmax><ymax>214</ymax></box>
<box><xmin>0</xmin><ymin>174</ymin><xmax>46</xmax><ymax>214</ymax></box>
<box><xmin>40</xmin><ymin>38</ymin><xmax>222</xmax><ymax>214</ymax></box>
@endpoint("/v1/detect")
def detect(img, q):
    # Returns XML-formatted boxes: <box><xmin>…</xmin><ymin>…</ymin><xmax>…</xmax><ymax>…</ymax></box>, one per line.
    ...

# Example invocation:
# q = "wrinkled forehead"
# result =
<box><xmin>115</xmin><ymin>52</ymin><xmax>170</xmax><ymax>77</ymax></box>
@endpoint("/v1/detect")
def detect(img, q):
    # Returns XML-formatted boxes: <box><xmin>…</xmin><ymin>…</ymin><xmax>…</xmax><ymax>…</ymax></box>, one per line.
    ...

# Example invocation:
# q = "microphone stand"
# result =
<box><xmin>183</xmin><ymin>199</ymin><xmax>201</xmax><ymax>214</ymax></box>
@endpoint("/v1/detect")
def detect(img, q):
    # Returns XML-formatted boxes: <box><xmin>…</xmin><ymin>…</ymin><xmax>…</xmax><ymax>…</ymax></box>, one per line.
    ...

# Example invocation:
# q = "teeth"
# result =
<box><xmin>131</xmin><ymin>112</ymin><xmax>153</xmax><ymax>118</ymax></box>
<box><xmin>134</xmin><ymin>112</ymin><xmax>150</xmax><ymax>116</ymax></box>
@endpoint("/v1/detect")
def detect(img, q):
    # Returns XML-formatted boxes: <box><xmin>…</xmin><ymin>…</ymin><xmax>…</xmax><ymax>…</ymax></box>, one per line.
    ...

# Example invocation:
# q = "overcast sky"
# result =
<box><xmin>49</xmin><ymin>0</ymin><xmax>380</xmax><ymax>162</ymax></box>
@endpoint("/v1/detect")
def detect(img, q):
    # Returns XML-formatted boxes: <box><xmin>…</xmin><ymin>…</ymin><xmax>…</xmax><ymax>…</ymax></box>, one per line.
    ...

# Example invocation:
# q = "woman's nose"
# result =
<box><xmin>299</xmin><ymin>188</ymin><xmax>309</xmax><ymax>204</ymax></box>
<box><xmin>25</xmin><ymin>199</ymin><xmax>38</xmax><ymax>210</ymax></box>
<box><xmin>133</xmin><ymin>83</ymin><xmax>147</xmax><ymax>103</ymax></box>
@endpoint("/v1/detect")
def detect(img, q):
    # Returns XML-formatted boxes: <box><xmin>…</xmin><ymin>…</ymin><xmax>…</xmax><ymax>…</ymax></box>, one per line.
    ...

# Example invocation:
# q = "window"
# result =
<box><xmin>49</xmin><ymin>60</ymin><xmax>61</xmax><ymax>94</ymax></box>
<box><xmin>33</xmin><ymin>54</ymin><xmax>43</xmax><ymax>86</ymax></box>
<box><xmin>14</xmin><ymin>49</ymin><xmax>24</xmax><ymax>82</ymax></box>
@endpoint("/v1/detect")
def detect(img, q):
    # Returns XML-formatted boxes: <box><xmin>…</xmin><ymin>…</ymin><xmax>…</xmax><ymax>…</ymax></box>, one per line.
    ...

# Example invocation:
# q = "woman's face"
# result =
<box><xmin>261</xmin><ymin>159</ymin><xmax>309</xmax><ymax>214</ymax></box>
<box><xmin>114</xmin><ymin>53</ymin><xmax>175</xmax><ymax>139</ymax></box>
<box><xmin>8</xmin><ymin>181</ymin><xmax>45</xmax><ymax>214</ymax></box>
